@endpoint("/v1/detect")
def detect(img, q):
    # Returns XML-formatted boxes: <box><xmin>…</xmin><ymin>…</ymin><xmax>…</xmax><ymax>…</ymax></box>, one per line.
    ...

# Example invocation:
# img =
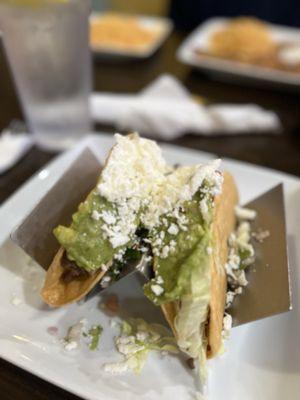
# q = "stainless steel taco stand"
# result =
<box><xmin>229</xmin><ymin>183</ymin><xmax>291</xmax><ymax>326</ymax></box>
<box><xmin>11</xmin><ymin>147</ymin><xmax>292</xmax><ymax>327</ymax></box>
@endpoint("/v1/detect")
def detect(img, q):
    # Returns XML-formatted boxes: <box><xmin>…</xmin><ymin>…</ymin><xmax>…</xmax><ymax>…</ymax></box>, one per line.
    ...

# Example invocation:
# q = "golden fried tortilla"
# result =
<box><xmin>41</xmin><ymin>247</ymin><xmax>106</xmax><ymax>307</ymax></box>
<box><xmin>207</xmin><ymin>172</ymin><xmax>238</xmax><ymax>358</ymax></box>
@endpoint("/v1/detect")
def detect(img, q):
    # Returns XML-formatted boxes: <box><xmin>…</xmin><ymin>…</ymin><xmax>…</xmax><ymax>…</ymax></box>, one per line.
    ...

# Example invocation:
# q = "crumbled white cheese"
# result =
<box><xmin>199</xmin><ymin>198</ymin><xmax>209</xmax><ymax>222</ymax></box>
<box><xmin>226</xmin><ymin>263</ymin><xmax>249</xmax><ymax>287</ymax></box>
<box><xmin>103</xmin><ymin>361</ymin><xmax>130</xmax><ymax>374</ymax></box>
<box><xmin>236</xmin><ymin>270</ymin><xmax>248</xmax><ymax>286</ymax></box>
<box><xmin>206</xmin><ymin>246</ymin><xmax>213</xmax><ymax>255</ymax></box>
<box><xmin>110</xmin><ymin>319</ymin><xmax>118</xmax><ymax>328</ymax></box>
<box><xmin>96</xmin><ymin>134</ymin><xmax>223</xmax><ymax>257</ymax></box>
<box><xmin>236</xmin><ymin>222</ymin><xmax>255</xmax><ymax>258</ymax></box>
<box><xmin>64</xmin><ymin>341</ymin><xmax>78</xmax><ymax>351</ymax></box>
<box><xmin>153</xmin><ymin>235</ymin><xmax>162</xmax><ymax>246</ymax></box>
<box><xmin>118</xmin><ymin>339</ymin><xmax>143</xmax><ymax>356</ymax></box>
<box><xmin>225</xmin><ymin>286</ymin><xmax>244</xmax><ymax>310</ymax></box>
<box><xmin>142</xmin><ymin>159</ymin><xmax>223</xmax><ymax>229</ymax></box>
<box><xmin>114</xmin><ymin>248</ymin><xmax>126</xmax><ymax>261</ymax></box>
<box><xmin>98</xmin><ymin>133</ymin><xmax>167</xmax><ymax>203</ymax></box>
<box><xmin>101</xmin><ymin>216</ymin><xmax>131</xmax><ymax>248</ymax></box>
<box><xmin>62</xmin><ymin>319</ymin><xmax>87</xmax><ymax>351</ymax></box>
<box><xmin>235</xmin><ymin>287</ymin><xmax>243</xmax><ymax>295</ymax></box>
<box><xmin>182</xmin><ymin>159</ymin><xmax>223</xmax><ymax>199</ymax></box>
<box><xmin>252</xmin><ymin>229</ymin><xmax>270</xmax><ymax>243</ymax></box>
<box><xmin>167</xmin><ymin>223</ymin><xmax>179</xmax><ymax>235</ymax></box>
<box><xmin>161</xmin><ymin>245</ymin><xmax>170</xmax><ymax>259</ymax></box>
<box><xmin>96</xmin><ymin>134</ymin><xmax>168</xmax><ymax>249</ymax></box>
<box><xmin>169</xmin><ymin>240</ymin><xmax>176</xmax><ymax>248</ymax></box>
<box><xmin>225</xmin><ymin>213</ymin><xmax>255</xmax><ymax>314</ymax></box>
<box><xmin>195</xmin><ymin>391</ymin><xmax>207</xmax><ymax>400</ymax></box>
<box><xmin>151</xmin><ymin>284</ymin><xmax>164</xmax><ymax>296</ymax></box>
<box><xmin>101</xmin><ymin>276</ymin><xmax>112</xmax><ymax>288</ymax></box>
<box><xmin>225</xmin><ymin>291</ymin><xmax>235</xmax><ymax>308</ymax></box>
<box><xmin>223</xmin><ymin>313</ymin><xmax>232</xmax><ymax>330</ymax></box>
<box><xmin>235</xmin><ymin>206</ymin><xmax>257</xmax><ymax>221</ymax></box>
<box><xmin>91</xmin><ymin>210</ymin><xmax>101</xmax><ymax>221</ymax></box>
<box><xmin>156</xmin><ymin>275</ymin><xmax>164</xmax><ymax>284</ymax></box>
<box><xmin>236</xmin><ymin>221</ymin><xmax>251</xmax><ymax>243</ymax></box>
<box><xmin>222</xmin><ymin>313</ymin><xmax>232</xmax><ymax>339</ymax></box>
<box><xmin>162</xmin><ymin>218</ymin><xmax>168</xmax><ymax>226</ymax></box>
<box><xmin>226</xmin><ymin>252</ymin><xmax>241</xmax><ymax>271</ymax></box>
<box><xmin>100</xmin><ymin>210</ymin><xmax>116</xmax><ymax>225</ymax></box>
<box><xmin>11</xmin><ymin>295</ymin><xmax>22</xmax><ymax>306</ymax></box>
<box><xmin>103</xmin><ymin>318</ymin><xmax>178</xmax><ymax>375</ymax></box>
<box><xmin>101</xmin><ymin>264</ymin><xmax>108</xmax><ymax>272</ymax></box>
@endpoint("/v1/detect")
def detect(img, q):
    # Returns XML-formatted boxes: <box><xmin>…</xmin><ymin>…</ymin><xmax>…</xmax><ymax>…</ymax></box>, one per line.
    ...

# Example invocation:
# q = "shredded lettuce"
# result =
<box><xmin>143</xmin><ymin>191</ymin><xmax>212</xmax><ymax>361</ymax></box>
<box><xmin>104</xmin><ymin>318</ymin><xmax>178</xmax><ymax>374</ymax></box>
<box><xmin>174</xmin><ymin>234</ymin><xmax>211</xmax><ymax>359</ymax></box>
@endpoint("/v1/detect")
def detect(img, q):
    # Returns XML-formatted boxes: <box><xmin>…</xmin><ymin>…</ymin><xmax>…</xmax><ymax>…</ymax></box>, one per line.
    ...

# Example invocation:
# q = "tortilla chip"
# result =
<box><xmin>41</xmin><ymin>247</ymin><xmax>106</xmax><ymax>307</ymax></box>
<box><xmin>161</xmin><ymin>172</ymin><xmax>238</xmax><ymax>358</ymax></box>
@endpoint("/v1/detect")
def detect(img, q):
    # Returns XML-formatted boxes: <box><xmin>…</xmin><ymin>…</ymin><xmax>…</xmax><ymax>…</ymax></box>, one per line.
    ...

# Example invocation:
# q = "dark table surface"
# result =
<box><xmin>0</xmin><ymin>30</ymin><xmax>300</xmax><ymax>400</ymax></box>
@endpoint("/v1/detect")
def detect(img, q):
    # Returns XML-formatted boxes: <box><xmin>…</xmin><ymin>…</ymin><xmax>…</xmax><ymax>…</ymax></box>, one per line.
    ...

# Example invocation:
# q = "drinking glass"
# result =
<box><xmin>0</xmin><ymin>0</ymin><xmax>92</xmax><ymax>151</ymax></box>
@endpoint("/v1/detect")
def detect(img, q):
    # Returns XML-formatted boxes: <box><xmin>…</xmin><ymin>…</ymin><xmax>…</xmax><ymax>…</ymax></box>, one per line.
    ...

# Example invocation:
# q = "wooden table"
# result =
<box><xmin>0</xmin><ymin>30</ymin><xmax>300</xmax><ymax>400</ymax></box>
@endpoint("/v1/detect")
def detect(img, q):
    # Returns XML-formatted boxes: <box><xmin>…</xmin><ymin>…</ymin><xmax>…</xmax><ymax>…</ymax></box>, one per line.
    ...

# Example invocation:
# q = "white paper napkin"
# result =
<box><xmin>91</xmin><ymin>74</ymin><xmax>281</xmax><ymax>139</ymax></box>
<box><xmin>0</xmin><ymin>131</ymin><xmax>33</xmax><ymax>174</ymax></box>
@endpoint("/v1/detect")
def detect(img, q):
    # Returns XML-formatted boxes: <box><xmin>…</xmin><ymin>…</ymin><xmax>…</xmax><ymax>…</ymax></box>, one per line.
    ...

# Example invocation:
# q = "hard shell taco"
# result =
<box><xmin>41</xmin><ymin>133</ymin><xmax>238</xmax><ymax>364</ymax></box>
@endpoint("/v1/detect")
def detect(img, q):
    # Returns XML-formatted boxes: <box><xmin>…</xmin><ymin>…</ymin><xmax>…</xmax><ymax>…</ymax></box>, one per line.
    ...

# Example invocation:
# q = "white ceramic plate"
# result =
<box><xmin>90</xmin><ymin>13</ymin><xmax>173</xmax><ymax>59</ymax></box>
<box><xmin>0</xmin><ymin>133</ymin><xmax>299</xmax><ymax>400</ymax></box>
<box><xmin>177</xmin><ymin>17</ymin><xmax>300</xmax><ymax>88</ymax></box>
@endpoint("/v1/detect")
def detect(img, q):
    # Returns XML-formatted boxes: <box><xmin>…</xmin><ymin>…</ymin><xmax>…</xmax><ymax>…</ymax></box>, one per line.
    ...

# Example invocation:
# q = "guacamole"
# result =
<box><xmin>54</xmin><ymin>188</ymin><xmax>138</xmax><ymax>273</ymax></box>
<box><xmin>143</xmin><ymin>189</ymin><xmax>213</xmax><ymax>359</ymax></box>
<box><xmin>144</xmin><ymin>190</ymin><xmax>212</xmax><ymax>305</ymax></box>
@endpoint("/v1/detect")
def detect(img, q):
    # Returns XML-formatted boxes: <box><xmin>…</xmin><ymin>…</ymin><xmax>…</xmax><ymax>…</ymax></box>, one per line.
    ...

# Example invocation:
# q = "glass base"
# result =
<box><xmin>33</xmin><ymin>133</ymin><xmax>88</xmax><ymax>152</ymax></box>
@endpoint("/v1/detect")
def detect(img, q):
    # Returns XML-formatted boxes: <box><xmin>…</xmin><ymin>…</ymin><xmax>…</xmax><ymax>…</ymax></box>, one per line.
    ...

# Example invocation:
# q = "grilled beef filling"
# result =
<box><xmin>61</xmin><ymin>252</ymin><xmax>90</xmax><ymax>283</ymax></box>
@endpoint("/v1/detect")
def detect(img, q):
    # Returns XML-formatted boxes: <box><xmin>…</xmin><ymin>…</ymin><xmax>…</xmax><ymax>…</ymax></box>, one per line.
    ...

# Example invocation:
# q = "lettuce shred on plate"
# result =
<box><xmin>103</xmin><ymin>318</ymin><xmax>178</xmax><ymax>374</ymax></box>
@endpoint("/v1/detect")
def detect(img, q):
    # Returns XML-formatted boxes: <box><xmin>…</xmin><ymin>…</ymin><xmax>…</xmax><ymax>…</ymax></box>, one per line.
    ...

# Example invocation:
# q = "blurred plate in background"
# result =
<box><xmin>90</xmin><ymin>13</ymin><xmax>173</xmax><ymax>59</ymax></box>
<box><xmin>177</xmin><ymin>17</ymin><xmax>300</xmax><ymax>89</ymax></box>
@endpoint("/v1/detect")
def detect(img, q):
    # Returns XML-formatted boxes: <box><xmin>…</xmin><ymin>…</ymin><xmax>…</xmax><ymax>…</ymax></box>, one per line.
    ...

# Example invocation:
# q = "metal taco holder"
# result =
<box><xmin>11</xmin><ymin>147</ymin><xmax>292</xmax><ymax>327</ymax></box>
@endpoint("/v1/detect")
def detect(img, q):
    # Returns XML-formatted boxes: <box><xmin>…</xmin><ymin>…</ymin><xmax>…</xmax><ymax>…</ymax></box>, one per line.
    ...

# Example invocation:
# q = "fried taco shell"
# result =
<box><xmin>41</xmin><ymin>134</ymin><xmax>139</xmax><ymax>307</ymax></box>
<box><xmin>160</xmin><ymin>171</ymin><xmax>239</xmax><ymax>358</ymax></box>
<box><xmin>41</xmin><ymin>247</ymin><xmax>106</xmax><ymax>307</ymax></box>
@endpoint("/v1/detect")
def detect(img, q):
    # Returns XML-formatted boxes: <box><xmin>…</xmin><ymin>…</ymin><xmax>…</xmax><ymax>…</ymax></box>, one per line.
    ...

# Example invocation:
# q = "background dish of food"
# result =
<box><xmin>177</xmin><ymin>17</ymin><xmax>300</xmax><ymax>88</ymax></box>
<box><xmin>0</xmin><ymin>134</ymin><xmax>299</xmax><ymax>400</ymax></box>
<box><xmin>90</xmin><ymin>12</ymin><xmax>173</xmax><ymax>58</ymax></box>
